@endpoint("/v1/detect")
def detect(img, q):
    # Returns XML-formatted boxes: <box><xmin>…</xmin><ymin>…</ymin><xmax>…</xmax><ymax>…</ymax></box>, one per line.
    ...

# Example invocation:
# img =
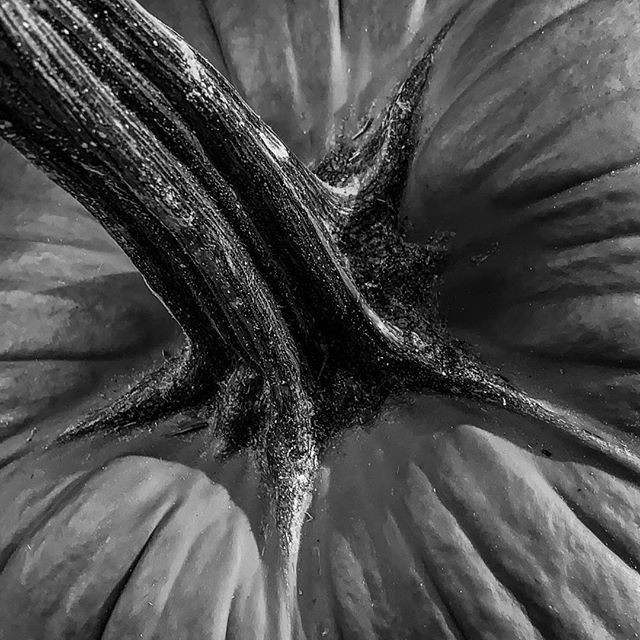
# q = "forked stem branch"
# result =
<box><xmin>4</xmin><ymin>0</ymin><xmax>638</xmax><ymax>560</ymax></box>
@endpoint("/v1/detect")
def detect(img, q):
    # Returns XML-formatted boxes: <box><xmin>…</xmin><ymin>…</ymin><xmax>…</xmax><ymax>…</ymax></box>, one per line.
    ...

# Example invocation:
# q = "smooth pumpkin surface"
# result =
<box><xmin>2</xmin><ymin>0</ymin><xmax>640</xmax><ymax>638</ymax></box>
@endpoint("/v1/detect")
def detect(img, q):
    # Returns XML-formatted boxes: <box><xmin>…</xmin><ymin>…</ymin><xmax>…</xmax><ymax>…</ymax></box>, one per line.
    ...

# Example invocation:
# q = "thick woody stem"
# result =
<box><xmin>0</xmin><ymin>0</ymin><xmax>326</xmax><ymax>556</ymax></box>
<box><xmin>33</xmin><ymin>0</ymin><xmax>463</xmax><ymax>373</ymax></box>
<box><xmin>0</xmin><ymin>0</ymin><xmax>554</xmax><ymax>434</ymax></box>
<box><xmin>5</xmin><ymin>0</ymin><xmax>640</xmax><ymax>556</ymax></box>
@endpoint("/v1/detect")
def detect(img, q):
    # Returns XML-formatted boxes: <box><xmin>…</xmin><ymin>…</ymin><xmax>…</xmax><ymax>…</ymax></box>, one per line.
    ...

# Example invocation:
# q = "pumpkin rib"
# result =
<box><xmin>437</xmin><ymin>426</ymin><xmax>640</xmax><ymax>639</ymax></box>
<box><xmin>299</xmin><ymin>469</ymin><xmax>344</xmax><ymax>640</ymax></box>
<box><xmin>0</xmin><ymin>469</ymin><xmax>89</xmax><ymax>575</ymax></box>
<box><xmin>387</xmin><ymin>463</ymin><xmax>473</xmax><ymax>640</ymax></box>
<box><xmin>0</xmin><ymin>457</ymin><xmax>222</xmax><ymax>639</ymax></box>
<box><xmin>328</xmin><ymin>532</ymin><xmax>379</xmax><ymax>638</ymax></box>
<box><xmin>442</xmin><ymin>87</ymin><xmax>640</xmax><ymax>211</ymax></box>
<box><xmin>400</xmin><ymin>466</ymin><xmax>507</xmax><ymax>640</ymax></box>
<box><xmin>99</xmin><ymin>494</ymin><xmax>247</xmax><ymax>640</ymax></box>
<box><xmin>493</xmin><ymin>273</ymin><xmax>640</xmax><ymax>311</ymax></box>
<box><xmin>418</xmin><ymin>0</ymin><xmax>598</xmax><ymax>163</ymax></box>
<box><xmin>510</xmin><ymin>190</ymin><xmax>640</xmax><ymax>254</ymax></box>
<box><xmin>94</xmin><ymin>502</ymin><xmax>181</xmax><ymax>640</ymax></box>
<box><xmin>408</xmin><ymin>461</ymin><xmax>547</xmax><ymax>640</ymax></box>
<box><xmin>332</xmin><ymin>446</ymin><xmax>396</xmax><ymax>636</ymax></box>
<box><xmin>467</xmin><ymin>231</ymin><xmax>640</xmax><ymax>309</ymax></box>
<box><xmin>1</xmin><ymin>273</ymin><xmax>177</xmax><ymax>361</ymax></box>
<box><xmin>412</xmin><ymin>571</ymin><xmax>471</xmax><ymax>640</ymax></box>
<box><xmin>0</xmin><ymin>354</ymin><xmax>135</xmax><ymax>363</ymax></box>
<box><xmin>495</xmin><ymin>155</ymin><xmax>640</xmax><ymax>211</ymax></box>
<box><xmin>0</xmin><ymin>234</ymin><xmax>115</xmax><ymax>251</ymax></box>
<box><xmin>551</xmin><ymin>486</ymin><xmax>640</xmax><ymax>577</ymax></box>
<box><xmin>0</xmin><ymin>249</ymin><xmax>130</xmax><ymax>292</ymax></box>
<box><xmin>340</xmin><ymin>442</ymin><xmax>468</xmax><ymax>638</ymax></box>
<box><xmin>540</xmin><ymin>458</ymin><xmax>640</xmax><ymax>574</ymax></box>
<box><xmin>484</xmin><ymin>294</ymin><xmax>640</xmax><ymax>371</ymax></box>
<box><xmin>382</xmin><ymin>509</ymin><xmax>468</xmax><ymax>640</ymax></box>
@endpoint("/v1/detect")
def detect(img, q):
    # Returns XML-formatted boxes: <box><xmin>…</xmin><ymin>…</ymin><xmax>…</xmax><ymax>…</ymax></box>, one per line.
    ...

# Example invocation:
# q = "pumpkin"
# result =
<box><xmin>2</xmin><ymin>1</ymin><xmax>640</xmax><ymax>639</ymax></box>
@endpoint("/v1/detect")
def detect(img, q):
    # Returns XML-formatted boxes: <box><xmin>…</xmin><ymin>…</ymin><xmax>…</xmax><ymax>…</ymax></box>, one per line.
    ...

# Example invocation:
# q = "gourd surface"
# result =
<box><xmin>2</xmin><ymin>1</ymin><xmax>640</xmax><ymax>638</ymax></box>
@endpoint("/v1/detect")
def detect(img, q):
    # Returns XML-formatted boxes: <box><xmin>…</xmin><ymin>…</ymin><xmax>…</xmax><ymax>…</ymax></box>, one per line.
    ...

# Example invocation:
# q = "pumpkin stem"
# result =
<box><xmin>6</xmin><ymin>0</ymin><xmax>639</xmax><ymax>555</ymax></box>
<box><xmin>55</xmin><ymin>343</ymin><xmax>208</xmax><ymax>442</ymax></box>
<box><xmin>0</xmin><ymin>0</ymin><xmax>333</xmax><ymax>549</ymax></box>
<box><xmin>0</xmin><ymin>0</ymin><xmax>513</xmax><ymax>541</ymax></box>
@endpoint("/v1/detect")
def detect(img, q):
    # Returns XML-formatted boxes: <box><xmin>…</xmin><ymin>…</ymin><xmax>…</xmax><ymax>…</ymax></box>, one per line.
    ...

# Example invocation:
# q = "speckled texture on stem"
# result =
<box><xmin>2</xmin><ymin>0</ymin><xmax>640</xmax><ymax>561</ymax></box>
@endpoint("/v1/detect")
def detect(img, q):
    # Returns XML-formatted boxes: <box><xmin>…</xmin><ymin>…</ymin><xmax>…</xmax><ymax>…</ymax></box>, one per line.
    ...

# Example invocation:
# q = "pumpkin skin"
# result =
<box><xmin>2</xmin><ymin>1</ymin><xmax>640</xmax><ymax>639</ymax></box>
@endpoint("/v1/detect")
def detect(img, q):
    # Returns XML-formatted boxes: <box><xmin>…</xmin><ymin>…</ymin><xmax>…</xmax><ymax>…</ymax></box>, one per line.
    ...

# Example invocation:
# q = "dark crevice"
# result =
<box><xmin>0</xmin><ymin>470</ymin><xmax>98</xmax><ymax>574</ymax></box>
<box><xmin>0</xmin><ymin>353</ymin><xmax>138</xmax><ymax>362</ymax></box>
<box><xmin>0</xmin><ymin>235</ymin><xmax>114</xmax><ymax>251</ymax></box>
<box><xmin>546</xmin><ymin>230</ymin><xmax>640</xmax><ymax>252</ymax></box>
<box><xmin>394</xmin><ymin>493</ymin><xmax>471</xmax><ymax>640</ymax></box>
<box><xmin>336</xmin><ymin>0</ymin><xmax>344</xmax><ymax>39</ymax></box>
<box><xmin>0</xmin><ymin>449</ymin><xmax>26</xmax><ymax>469</ymax></box>
<box><xmin>495</xmin><ymin>156</ymin><xmax>640</xmax><ymax>209</ymax></box>
<box><xmin>554</xmin><ymin>487</ymin><xmax>640</xmax><ymax>574</ymax></box>
<box><xmin>448</xmin><ymin>86</ymin><xmax>640</xmax><ymax>205</ymax></box>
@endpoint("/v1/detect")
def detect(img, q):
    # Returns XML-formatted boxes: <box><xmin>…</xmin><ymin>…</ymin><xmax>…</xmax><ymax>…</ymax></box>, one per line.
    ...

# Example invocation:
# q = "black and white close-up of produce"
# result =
<box><xmin>1</xmin><ymin>1</ymin><xmax>639</xmax><ymax>638</ymax></box>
